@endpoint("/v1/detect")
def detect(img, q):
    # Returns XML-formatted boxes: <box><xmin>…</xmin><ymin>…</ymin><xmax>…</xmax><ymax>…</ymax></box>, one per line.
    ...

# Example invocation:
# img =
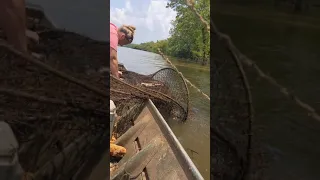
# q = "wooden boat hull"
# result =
<box><xmin>110</xmin><ymin>99</ymin><xmax>203</xmax><ymax>180</ymax></box>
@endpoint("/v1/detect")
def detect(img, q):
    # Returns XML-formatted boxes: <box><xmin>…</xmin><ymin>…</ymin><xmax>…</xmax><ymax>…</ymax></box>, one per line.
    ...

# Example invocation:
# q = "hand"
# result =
<box><xmin>26</xmin><ymin>29</ymin><xmax>39</xmax><ymax>44</ymax></box>
<box><xmin>118</xmin><ymin>71</ymin><xmax>123</xmax><ymax>78</ymax></box>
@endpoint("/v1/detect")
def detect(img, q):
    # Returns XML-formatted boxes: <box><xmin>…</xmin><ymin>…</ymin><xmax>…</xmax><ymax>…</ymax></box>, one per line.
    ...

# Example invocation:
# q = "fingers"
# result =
<box><xmin>26</xmin><ymin>29</ymin><xmax>39</xmax><ymax>43</ymax></box>
<box><xmin>118</xmin><ymin>71</ymin><xmax>123</xmax><ymax>79</ymax></box>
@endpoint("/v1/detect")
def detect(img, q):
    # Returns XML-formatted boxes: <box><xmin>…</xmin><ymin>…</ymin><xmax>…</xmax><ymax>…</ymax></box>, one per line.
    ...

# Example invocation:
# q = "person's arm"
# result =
<box><xmin>0</xmin><ymin>0</ymin><xmax>27</xmax><ymax>52</ymax></box>
<box><xmin>110</xmin><ymin>48</ymin><xmax>119</xmax><ymax>78</ymax></box>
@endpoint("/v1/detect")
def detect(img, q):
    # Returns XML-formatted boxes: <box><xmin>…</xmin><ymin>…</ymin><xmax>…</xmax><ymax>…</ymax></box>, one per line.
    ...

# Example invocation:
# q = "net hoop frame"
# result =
<box><xmin>151</xmin><ymin>67</ymin><xmax>190</xmax><ymax>121</ymax></box>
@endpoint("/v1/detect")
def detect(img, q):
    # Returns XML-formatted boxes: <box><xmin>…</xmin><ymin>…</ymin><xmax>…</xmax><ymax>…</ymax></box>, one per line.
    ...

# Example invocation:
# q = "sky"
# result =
<box><xmin>27</xmin><ymin>0</ymin><xmax>108</xmax><ymax>41</ymax></box>
<box><xmin>110</xmin><ymin>0</ymin><xmax>177</xmax><ymax>44</ymax></box>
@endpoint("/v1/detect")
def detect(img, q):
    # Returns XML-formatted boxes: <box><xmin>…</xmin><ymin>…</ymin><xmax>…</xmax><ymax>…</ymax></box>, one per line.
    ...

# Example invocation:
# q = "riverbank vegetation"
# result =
<box><xmin>126</xmin><ymin>0</ymin><xmax>210</xmax><ymax>65</ymax></box>
<box><xmin>212</xmin><ymin>1</ymin><xmax>320</xmax><ymax>28</ymax></box>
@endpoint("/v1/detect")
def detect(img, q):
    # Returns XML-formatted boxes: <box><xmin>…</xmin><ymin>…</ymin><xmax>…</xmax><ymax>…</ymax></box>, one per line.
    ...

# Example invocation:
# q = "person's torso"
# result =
<box><xmin>110</xmin><ymin>23</ymin><xmax>118</xmax><ymax>51</ymax></box>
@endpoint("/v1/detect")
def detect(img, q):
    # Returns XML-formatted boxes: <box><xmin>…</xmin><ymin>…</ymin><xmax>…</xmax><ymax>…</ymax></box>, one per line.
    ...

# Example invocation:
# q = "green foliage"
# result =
<box><xmin>126</xmin><ymin>0</ymin><xmax>210</xmax><ymax>65</ymax></box>
<box><xmin>125</xmin><ymin>39</ymin><xmax>168</xmax><ymax>54</ymax></box>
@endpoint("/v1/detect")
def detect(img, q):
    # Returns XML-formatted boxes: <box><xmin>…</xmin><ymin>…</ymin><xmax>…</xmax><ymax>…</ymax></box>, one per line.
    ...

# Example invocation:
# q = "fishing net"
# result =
<box><xmin>0</xmin><ymin>30</ymin><xmax>110</xmax><ymax>180</ymax></box>
<box><xmin>211</xmin><ymin>31</ymin><xmax>256</xmax><ymax>179</ymax></box>
<box><xmin>111</xmin><ymin>67</ymin><xmax>189</xmax><ymax>137</ymax></box>
<box><xmin>0</xmin><ymin>25</ymin><xmax>189</xmax><ymax>179</ymax></box>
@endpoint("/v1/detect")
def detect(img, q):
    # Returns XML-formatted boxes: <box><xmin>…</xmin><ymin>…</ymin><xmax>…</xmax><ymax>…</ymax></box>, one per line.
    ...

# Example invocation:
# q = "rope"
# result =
<box><xmin>184</xmin><ymin>0</ymin><xmax>253</xmax><ymax>179</ymax></box>
<box><xmin>208</xmin><ymin>12</ymin><xmax>320</xmax><ymax>123</ymax></box>
<box><xmin>0</xmin><ymin>88</ymin><xmax>108</xmax><ymax>114</ymax></box>
<box><xmin>185</xmin><ymin>0</ymin><xmax>320</xmax><ymax>178</ymax></box>
<box><xmin>111</xmin><ymin>76</ymin><xmax>183</xmax><ymax>107</ymax></box>
<box><xmin>187</xmin><ymin>0</ymin><xmax>320</xmax><ymax>122</ymax></box>
<box><xmin>157</xmin><ymin>49</ymin><xmax>210</xmax><ymax>101</ymax></box>
<box><xmin>0</xmin><ymin>41</ymin><xmax>108</xmax><ymax>98</ymax></box>
<box><xmin>185</xmin><ymin>0</ymin><xmax>210</xmax><ymax>33</ymax></box>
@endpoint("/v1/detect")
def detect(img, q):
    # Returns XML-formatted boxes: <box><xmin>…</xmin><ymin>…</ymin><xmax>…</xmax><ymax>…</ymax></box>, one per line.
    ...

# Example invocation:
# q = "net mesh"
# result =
<box><xmin>0</xmin><ymin>27</ymin><xmax>189</xmax><ymax>178</ymax></box>
<box><xmin>0</xmin><ymin>30</ymin><xmax>110</xmax><ymax>179</ymax></box>
<box><xmin>111</xmin><ymin>67</ymin><xmax>189</xmax><ymax>137</ymax></box>
<box><xmin>211</xmin><ymin>32</ymin><xmax>257</xmax><ymax>179</ymax></box>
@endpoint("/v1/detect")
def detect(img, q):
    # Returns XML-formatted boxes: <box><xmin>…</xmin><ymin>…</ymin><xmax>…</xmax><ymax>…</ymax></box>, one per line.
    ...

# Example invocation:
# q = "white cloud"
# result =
<box><xmin>110</xmin><ymin>0</ymin><xmax>176</xmax><ymax>43</ymax></box>
<box><xmin>125</xmin><ymin>0</ymin><xmax>133</xmax><ymax>12</ymax></box>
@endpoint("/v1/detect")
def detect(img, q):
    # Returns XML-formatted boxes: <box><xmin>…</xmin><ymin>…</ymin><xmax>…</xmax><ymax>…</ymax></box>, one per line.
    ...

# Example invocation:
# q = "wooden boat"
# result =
<box><xmin>106</xmin><ymin>99</ymin><xmax>204</xmax><ymax>180</ymax></box>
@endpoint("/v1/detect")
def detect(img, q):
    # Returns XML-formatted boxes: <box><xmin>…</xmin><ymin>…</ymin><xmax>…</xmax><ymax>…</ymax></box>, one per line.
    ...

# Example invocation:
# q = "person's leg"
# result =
<box><xmin>0</xmin><ymin>0</ymin><xmax>27</xmax><ymax>52</ymax></box>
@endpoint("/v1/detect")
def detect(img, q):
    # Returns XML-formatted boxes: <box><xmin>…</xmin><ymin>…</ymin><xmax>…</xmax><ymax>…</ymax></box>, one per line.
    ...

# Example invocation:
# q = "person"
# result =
<box><xmin>0</xmin><ymin>0</ymin><xmax>39</xmax><ymax>53</ymax></box>
<box><xmin>110</xmin><ymin>23</ymin><xmax>136</xmax><ymax>78</ymax></box>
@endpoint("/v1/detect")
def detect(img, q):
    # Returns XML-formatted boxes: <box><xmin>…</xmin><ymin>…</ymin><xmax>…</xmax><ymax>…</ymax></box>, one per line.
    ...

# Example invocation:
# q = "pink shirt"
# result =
<box><xmin>110</xmin><ymin>23</ymin><xmax>118</xmax><ymax>51</ymax></box>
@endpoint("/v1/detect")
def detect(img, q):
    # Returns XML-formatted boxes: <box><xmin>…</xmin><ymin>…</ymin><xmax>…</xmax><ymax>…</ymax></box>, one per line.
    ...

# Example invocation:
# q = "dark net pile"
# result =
<box><xmin>0</xmin><ymin>30</ymin><xmax>110</xmax><ymax>180</ymax></box>
<box><xmin>111</xmin><ymin>67</ymin><xmax>189</xmax><ymax>137</ymax></box>
<box><xmin>211</xmin><ymin>32</ymin><xmax>259</xmax><ymax>179</ymax></box>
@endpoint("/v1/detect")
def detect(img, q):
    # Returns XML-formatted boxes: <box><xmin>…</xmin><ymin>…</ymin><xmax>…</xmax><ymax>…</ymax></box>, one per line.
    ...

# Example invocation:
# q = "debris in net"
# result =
<box><xmin>0</xmin><ymin>28</ymin><xmax>110</xmax><ymax>176</ymax></box>
<box><xmin>110</xmin><ymin>135</ymin><xmax>126</xmax><ymax>157</ymax></box>
<box><xmin>111</xmin><ymin>67</ymin><xmax>190</xmax><ymax>138</ymax></box>
<box><xmin>110</xmin><ymin>163</ymin><xmax>118</xmax><ymax>174</ymax></box>
<box><xmin>1</xmin><ymin>30</ymin><xmax>190</xmax><ymax>180</ymax></box>
<box><xmin>109</xmin><ymin>67</ymin><xmax>190</xmax><ymax>177</ymax></box>
<box><xmin>1</xmin><ymin>12</ymin><xmax>190</xmax><ymax>178</ymax></box>
<box><xmin>110</xmin><ymin>143</ymin><xmax>127</xmax><ymax>158</ymax></box>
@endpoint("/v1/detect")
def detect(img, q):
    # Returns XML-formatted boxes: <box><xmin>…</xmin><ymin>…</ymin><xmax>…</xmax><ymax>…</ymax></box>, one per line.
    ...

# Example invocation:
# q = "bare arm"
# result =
<box><xmin>0</xmin><ymin>0</ymin><xmax>27</xmax><ymax>52</ymax></box>
<box><xmin>110</xmin><ymin>48</ymin><xmax>119</xmax><ymax>78</ymax></box>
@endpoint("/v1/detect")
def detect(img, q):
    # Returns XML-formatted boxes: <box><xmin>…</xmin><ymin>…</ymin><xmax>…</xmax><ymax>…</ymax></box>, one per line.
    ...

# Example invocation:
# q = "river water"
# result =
<box><xmin>118</xmin><ymin>47</ymin><xmax>211</xmax><ymax>180</ymax></box>
<box><xmin>213</xmin><ymin>8</ymin><xmax>320</xmax><ymax>180</ymax></box>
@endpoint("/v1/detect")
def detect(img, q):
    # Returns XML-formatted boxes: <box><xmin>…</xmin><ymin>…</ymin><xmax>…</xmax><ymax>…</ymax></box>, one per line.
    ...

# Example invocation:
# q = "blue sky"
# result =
<box><xmin>111</xmin><ymin>0</ymin><xmax>177</xmax><ymax>44</ymax></box>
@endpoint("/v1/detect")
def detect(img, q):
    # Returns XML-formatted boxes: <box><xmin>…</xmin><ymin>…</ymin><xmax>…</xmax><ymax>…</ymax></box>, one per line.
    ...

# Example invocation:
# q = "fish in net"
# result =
<box><xmin>0</xmin><ymin>30</ymin><xmax>110</xmax><ymax>179</ymax></box>
<box><xmin>111</xmin><ymin>66</ymin><xmax>189</xmax><ymax>137</ymax></box>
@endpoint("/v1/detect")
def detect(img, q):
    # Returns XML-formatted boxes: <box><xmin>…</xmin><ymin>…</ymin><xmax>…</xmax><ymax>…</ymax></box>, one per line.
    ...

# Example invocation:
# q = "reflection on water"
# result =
<box><xmin>213</xmin><ymin>11</ymin><xmax>320</xmax><ymax>180</ymax></box>
<box><xmin>118</xmin><ymin>47</ymin><xmax>210</xmax><ymax>180</ymax></box>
